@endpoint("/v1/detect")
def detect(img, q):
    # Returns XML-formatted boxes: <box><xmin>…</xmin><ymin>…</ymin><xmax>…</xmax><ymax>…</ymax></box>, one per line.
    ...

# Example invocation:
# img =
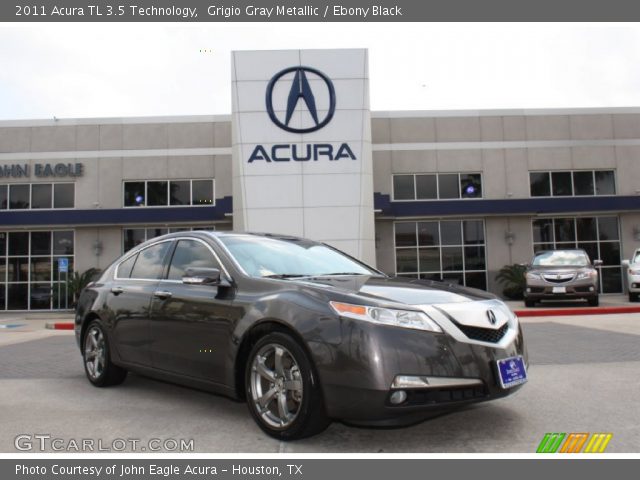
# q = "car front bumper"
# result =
<box><xmin>525</xmin><ymin>278</ymin><xmax>597</xmax><ymax>300</ymax></box>
<box><xmin>308</xmin><ymin>317</ymin><xmax>527</xmax><ymax>425</ymax></box>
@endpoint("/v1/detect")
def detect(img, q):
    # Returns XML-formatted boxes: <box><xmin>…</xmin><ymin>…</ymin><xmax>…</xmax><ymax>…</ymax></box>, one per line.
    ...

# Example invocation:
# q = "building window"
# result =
<box><xmin>31</xmin><ymin>184</ymin><xmax>52</xmax><ymax>209</ymax></box>
<box><xmin>529</xmin><ymin>170</ymin><xmax>616</xmax><ymax>197</ymax></box>
<box><xmin>192</xmin><ymin>180</ymin><xmax>215</xmax><ymax>206</ymax></box>
<box><xmin>147</xmin><ymin>181</ymin><xmax>168</xmax><ymax>206</ymax></box>
<box><xmin>124</xmin><ymin>181</ymin><xmax>146</xmax><ymax>207</ymax></box>
<box><xmin>438</xmin><ymin>174</ymin><xmax>460</xmax><ymax>199</ymax></box>
<box><xmin>532</xmin><ymin>216</ymin><xmax>622</xmax><ymax>294</ymax></box>
<box><xmin>0</xmin><ymin>183</ymin><xmax>75</xmax><ymax>210</ymax></box>
<box><xmin>595</xmin><ymin>171</ymin><xmax>616</xmax><ymax>195</ymax></box>
<box><xmin>0</xmin><ymin>185</ymin><xmax>7</xmax><ymax>209</ymax></box>
<box><xmin>170</xmin><ymin>180</ymin><xmax>190</xmax><ymax>205</ymax></box>
<box><xmin>415</xmin><ymin>174</ymin><xmax>437</xmax><ymax>199</ymax></box>
<box><xmin>394</xmin><ymin>220</ymin><xmax>487</xmax><ymax>290</ymax></box>
<box><xmin>123</xmin><ymin>179</ymin><xmax>215</xmax><ymax>207</ymax></box>
<box><xmin>0</xmin><ymin>230</ymin><xmax>74</xmax><ymax>311</ymax></box>
<box><xmin>9</xmin><ymin>184</ymin><xmax>29</xmax><ymax>209</ymax></box>
<box><xmin>123</xmin><ymin>226</ymin><xmax>216</xmax><ymax>253</ymax></box>
<box><xmin>54</xmin><ymin>184</ymin><xmax>75</xmax><ymax>208</ymax></box>
<box><xmin>392</xmin><ymin>173</ymin><xmax>483</xmax><ymax>201</ymax></box>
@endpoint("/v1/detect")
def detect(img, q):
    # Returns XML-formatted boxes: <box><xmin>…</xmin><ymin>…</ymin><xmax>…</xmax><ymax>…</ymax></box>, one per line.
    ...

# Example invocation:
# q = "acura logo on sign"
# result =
<box><xmin>265</xmin><ymin>66</ymin><xmax>336</xmax><ymax>133</ymax></box>
<box><xmin>487</xmin><ymin>309</ymin><xmax>497</xmax><ymax>325</ymax></box>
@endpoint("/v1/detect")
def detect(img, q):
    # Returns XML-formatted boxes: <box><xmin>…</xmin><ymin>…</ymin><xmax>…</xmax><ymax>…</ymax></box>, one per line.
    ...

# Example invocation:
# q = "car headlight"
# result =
<box><xmin>577</xmin><ymin>270</ymin><xmax>597</xmax><ymax>280</ymax></box>
<box><xmin>525</xmin><ymin>272</ymin><xmax>541</xmax><ymax>281</ymax></box>
<box><xmin>629</xmin><ymin>268</ymin><xmax>640</xmax><ymax>275</ymax></box>
<box><xmin>329</xmin><ymin>301</ymin><xmax>442</xmax><ymax>333</ymax></box>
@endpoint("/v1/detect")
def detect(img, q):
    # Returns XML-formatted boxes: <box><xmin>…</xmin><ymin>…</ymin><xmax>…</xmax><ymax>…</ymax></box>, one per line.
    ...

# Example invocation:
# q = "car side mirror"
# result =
<box><xmin>593</xmin><ymin>259</ymin><xmax>603</xmax><ymax>267</ymax></box>
<box><xmin>182</xmin><ymin>268</ymin><xmax>230</xmax><ymax>287</ymax></box>
<box><xmin>622</xmin><ymin>259</ymin><xmax>630</xmax><ymax>267</ymax></box>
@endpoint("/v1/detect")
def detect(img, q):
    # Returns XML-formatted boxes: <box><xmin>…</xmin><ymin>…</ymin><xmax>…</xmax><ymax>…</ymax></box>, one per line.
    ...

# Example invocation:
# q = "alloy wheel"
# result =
<box><xmin>84</xmin><ymin>326</ymin><xmax>106</xmax><ymax>380</ymax></box>
<box><xmin>249</xmin><ymin>343</ymin><xmax>303</xmax><ymax>429</ymax></box>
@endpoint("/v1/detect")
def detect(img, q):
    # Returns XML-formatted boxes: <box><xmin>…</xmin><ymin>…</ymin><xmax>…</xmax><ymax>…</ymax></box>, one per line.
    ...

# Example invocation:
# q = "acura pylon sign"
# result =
<box><xmin>231</xmin><ymin>49</ymin><xmax>376</xmax><ymax>265</ymax></box>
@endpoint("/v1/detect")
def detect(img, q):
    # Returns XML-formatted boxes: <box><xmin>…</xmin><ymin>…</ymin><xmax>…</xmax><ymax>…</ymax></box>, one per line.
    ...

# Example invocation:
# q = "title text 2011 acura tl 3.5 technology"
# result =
<box><xmin>75</xmin><ymin>232</ymin><xmax>527</xmax><ymax>439</ymax></box>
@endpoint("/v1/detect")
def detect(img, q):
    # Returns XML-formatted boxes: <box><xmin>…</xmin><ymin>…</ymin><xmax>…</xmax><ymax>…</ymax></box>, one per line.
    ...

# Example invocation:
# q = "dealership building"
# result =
<box><xmin>1</xmin><ymin>48</ymin><xmax>640</xmax><ymax>310</ymax></box>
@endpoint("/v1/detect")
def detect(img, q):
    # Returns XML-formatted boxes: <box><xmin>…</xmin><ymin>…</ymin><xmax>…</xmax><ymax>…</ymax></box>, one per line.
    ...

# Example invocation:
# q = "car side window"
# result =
<box><xmin>117</xmin><ymin>254</ymin><xmax>138</xmax><ymax>278</ymax></box>
<box><xmin>130</xmin><ymin>241</ymin><xmax>172</xmax><ymax>280</ymax></box>
<box><xmin>167</xmin><ymin>239</ymin><xmax>220</xmax><ymax>280</ymax></box>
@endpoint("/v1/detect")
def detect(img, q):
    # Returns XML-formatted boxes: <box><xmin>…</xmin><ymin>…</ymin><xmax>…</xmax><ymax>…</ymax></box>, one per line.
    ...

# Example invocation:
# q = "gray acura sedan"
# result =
<box><xmin>523</xmin><ymin>249</ymin><xmax>601</xmax><ymax>307</ymax></box>
<box><xmin>75</xmin><ymin>231</ymin><xmax>527</xmax><ymax>439</ymax></box>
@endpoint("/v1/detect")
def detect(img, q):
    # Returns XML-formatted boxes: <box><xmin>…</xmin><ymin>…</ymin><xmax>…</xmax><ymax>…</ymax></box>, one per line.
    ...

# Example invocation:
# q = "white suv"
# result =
<box><xmin>622</xmin><ymin>249</ymin><xmax>640</xmax><ymax>302</ymax></box>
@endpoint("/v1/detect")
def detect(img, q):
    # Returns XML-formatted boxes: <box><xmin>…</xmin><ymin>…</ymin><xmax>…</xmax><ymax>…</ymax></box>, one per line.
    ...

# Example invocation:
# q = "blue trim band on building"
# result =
<box><xmin>0</xmin><ymin>196</ymin><xmax>233</xmax><ymax>226</ymax></box>
<box><xmin>374</xmin><ymin>193</ymin><xmax>640</xmax><ymax>217</ymax></box>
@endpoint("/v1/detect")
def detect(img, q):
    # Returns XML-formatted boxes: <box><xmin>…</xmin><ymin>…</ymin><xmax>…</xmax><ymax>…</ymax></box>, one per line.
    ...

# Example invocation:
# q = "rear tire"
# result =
<box><xmin>82</xmin><ymin>320</ymin><xmax>127</xmax><ymax>387</ymax></box>
<box><xmin>588</xmin><ymin>296</ymin><xmax>599</xmax><ymax>307</ymax></box>
<box><xmin>245</xmin><ymin>332</ymin><xmax>329</xmax><ymax>440</ymax></box>
<box><xmin>524</xmin><ymin>298</ymin><xmax>536</xmax><ymax>308</ymax></box>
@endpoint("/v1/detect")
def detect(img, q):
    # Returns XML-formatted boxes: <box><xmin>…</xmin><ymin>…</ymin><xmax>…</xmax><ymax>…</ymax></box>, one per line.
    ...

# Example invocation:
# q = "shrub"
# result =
<box><xmin>495</xmin><ymin>264</ymin><xmax>527</xmax><ymax>300</ymax></box>
<box><xmin>67</xmin><ymin>268</ymin><xmax>102</xmax><ymax>306</ymax></box>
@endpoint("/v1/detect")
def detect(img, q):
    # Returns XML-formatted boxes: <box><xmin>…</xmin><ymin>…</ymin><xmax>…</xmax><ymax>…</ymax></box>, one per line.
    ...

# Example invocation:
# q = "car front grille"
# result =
<box><xmin>455</xmin><ymin>322</ymin><xmax>509</xmax><ymax>343</ymax></box>
<box><xmin>396</xmin><ymin>385</ymin><xmax>489</xmax><ymax>406</ymax></box>
<box><xmin>542</xmin><ymin>274</ymin><xmax>575</xmax><ymax>283</ymax></box>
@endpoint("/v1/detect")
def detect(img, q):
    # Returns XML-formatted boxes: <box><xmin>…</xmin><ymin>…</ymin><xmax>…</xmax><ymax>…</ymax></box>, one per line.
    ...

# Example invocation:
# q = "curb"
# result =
<box><xmin>514</xmin><ymin>306</ymin><xmax>640</xmax><ymax>317</ymax></box>
<box><xmin>45</xmin><ymin>322</ymin><xmax>75</xmax><ymax>330</ymax></box>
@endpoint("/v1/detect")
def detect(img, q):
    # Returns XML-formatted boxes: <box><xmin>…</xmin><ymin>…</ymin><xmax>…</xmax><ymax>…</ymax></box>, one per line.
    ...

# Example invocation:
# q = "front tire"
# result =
<box><xmin>630</xmin><ymin>292</ymin><xmax>639</xmax><ymax>302</ymax></box>
<box><xmin>245</xmin><ymin>332</ymin><xmax>329</xmax><ymax>440</ymax></box>
<box><xmin>524</xmin><ymin>298</ymin><xmax>536</xmax><ymax>308</ymax></box>
<box><xmin>588</xmin><ymin>296</ymin><xmax>599</xmax><ymax>307</ymax></box>
<box><xmin>83</xmin><ymin>320</ymin><xmax>127</xmax><ymax>387</ymax></box>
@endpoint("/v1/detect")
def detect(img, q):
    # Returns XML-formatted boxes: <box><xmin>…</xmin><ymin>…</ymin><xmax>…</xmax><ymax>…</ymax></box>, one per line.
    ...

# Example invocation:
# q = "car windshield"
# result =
<box><xmin>532</xmin><ymin>250</ymin><xmax>590</xmax><ymax>267</ymax></box>
<box><xmin>217</xmin><ymin>235</ymin><xmax>379</xmax><ymax>278</ymax></box>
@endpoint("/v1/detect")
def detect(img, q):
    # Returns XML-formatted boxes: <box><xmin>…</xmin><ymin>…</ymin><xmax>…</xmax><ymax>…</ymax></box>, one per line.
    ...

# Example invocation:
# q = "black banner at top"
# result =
<box><xmin>3</xmin><ymin>0</ymin><xmax>640</xmax><ymax>22</ymax></box>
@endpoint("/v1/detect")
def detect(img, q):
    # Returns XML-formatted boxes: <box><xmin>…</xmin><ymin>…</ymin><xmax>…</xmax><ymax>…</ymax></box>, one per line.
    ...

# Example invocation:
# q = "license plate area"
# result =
<box><xmin>496</xmin><ymin>355</ymin><xmax>527</xmax><ymax>389</ymax></box>
<box><xmin>552</xmin><ymin>286</ymin><xmax>566</xmax><ymax>293</ymax></box>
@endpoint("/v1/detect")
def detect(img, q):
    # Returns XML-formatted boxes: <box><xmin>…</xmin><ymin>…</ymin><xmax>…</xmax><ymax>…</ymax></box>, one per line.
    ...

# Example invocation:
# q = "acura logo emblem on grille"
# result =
<box><xmin>486</xmin><ymin>309</ymin><xmax>497</xmax><ymax>325</ymax></box>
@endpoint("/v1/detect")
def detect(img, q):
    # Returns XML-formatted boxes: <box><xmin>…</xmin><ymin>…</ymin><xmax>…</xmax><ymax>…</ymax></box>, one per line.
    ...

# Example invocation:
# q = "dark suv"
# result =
<box><xmin>524</xmin><ymin>249</ymin><xmax>602</xmax><ymax>307</ymax></box>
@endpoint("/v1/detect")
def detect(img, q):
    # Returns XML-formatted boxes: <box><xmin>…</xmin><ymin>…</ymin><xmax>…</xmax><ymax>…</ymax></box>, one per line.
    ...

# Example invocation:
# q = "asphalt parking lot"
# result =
<box><xmin>0</xmin><ymin>313</ymin><xmax>639</xmax><ymax>453</ymax></box>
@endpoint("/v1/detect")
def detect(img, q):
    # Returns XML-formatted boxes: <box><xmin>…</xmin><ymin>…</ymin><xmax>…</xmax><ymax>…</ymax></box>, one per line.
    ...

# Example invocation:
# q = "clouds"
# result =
<box><xmin>0</xmin><ymin>23</ymin><xmax>639</xmax><ymax>120</ymax></box>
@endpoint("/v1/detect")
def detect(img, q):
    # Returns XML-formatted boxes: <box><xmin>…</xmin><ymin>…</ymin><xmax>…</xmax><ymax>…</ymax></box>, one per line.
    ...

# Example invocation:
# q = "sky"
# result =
<box><xmin>1</xmin><ymin>23</ymin><xmax>640</xmax><ymax>120</ymax></box>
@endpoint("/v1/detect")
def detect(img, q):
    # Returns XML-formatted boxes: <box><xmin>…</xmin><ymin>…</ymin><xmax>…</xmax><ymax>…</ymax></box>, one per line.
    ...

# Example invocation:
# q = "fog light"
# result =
<box><xmin>589</xmin><ymin>286</ymin><xmax>594</xmax><ymax>292</ymax></box>
<box><xmin>390</xmin><ymin>390</ymin><xmax>407</xmax><ymax>405</ymax></box>
<box><xmin>526</xmin><ymin>287</ymin><xmax>531</xmax><ymax>293</ymax></box>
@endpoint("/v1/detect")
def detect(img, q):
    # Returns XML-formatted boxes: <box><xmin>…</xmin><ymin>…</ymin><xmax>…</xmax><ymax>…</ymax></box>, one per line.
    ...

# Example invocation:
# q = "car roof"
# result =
<box><xmin>192</xmin><ymin>231</ymin><xmax>309</xmax><ymax>241</ymax></box>
<box><xmin>533</xmin><ymin>248</ymin><xmax>587</xmax><ymax>254</ymax></box>
<box><xmin>133</xmin><ymin>230</ymin><xmax>316</xmax><ymax>245</ymax></box>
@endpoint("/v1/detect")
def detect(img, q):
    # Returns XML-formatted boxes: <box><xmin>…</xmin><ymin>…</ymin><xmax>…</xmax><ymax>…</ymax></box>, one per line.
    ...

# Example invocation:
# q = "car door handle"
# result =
<box><xmin>110</xmin><ymin>287</ymin><xmax>124</xmax><ymax>295</ymax></box>
<box><xmin>153</xmin><ymin>290</ymin><xmax>173</xmax><ymax>299</ymax></box>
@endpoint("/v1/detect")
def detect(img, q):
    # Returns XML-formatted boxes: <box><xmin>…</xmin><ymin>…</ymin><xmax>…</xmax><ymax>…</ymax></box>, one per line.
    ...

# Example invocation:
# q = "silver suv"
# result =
<box><xmin>524</xmin><ymin>249</ymin><xmax>602</xmax><ymax>307</ymax></box>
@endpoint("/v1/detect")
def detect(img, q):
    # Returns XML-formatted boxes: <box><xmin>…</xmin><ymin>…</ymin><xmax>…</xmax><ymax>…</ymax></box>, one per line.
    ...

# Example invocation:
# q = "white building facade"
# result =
<box><xmin>1</xmin><ymin>48</ymin><xmax>639</xmax><ymax>310</ymax></box>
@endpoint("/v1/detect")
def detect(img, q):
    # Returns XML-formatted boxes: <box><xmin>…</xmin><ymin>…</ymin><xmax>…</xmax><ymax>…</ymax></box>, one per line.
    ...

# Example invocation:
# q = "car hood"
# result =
<box><xmin>298</xmin><ymin>275</ymin><xmax>495</xmax><ymax>306</ymax></box>
<box><xmin>528</xmin><ymin>265</ymin><xmax>594</xmax><ymax>274</ymax></box>
<box><xmin>292</xmin><ymin>275</ymin><xmax>513</xmax><ymax>330</ymax></box>
<box><xmin>296</xmin><ymin>275</ymin><xmax>512</xmax><ymax>329</ymax></box>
